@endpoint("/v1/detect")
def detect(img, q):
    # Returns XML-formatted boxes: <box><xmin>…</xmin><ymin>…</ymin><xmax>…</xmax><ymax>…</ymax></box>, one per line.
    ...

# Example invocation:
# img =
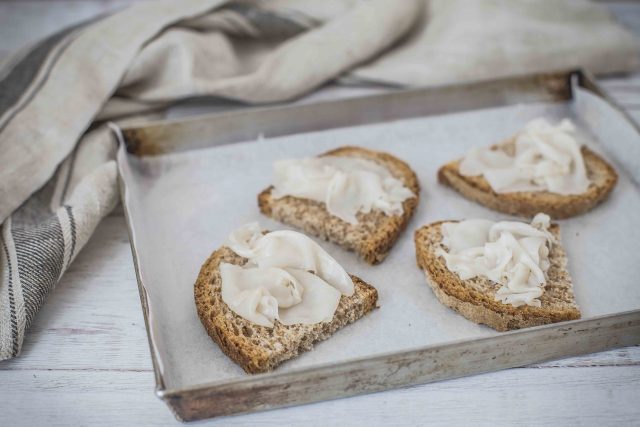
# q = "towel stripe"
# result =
<box><xmin>0</xmin><ymin>13</ymin><xmax>110</xmax><ymax>132</ymax></box>
<box><xmin>64</xmin><ymin>205</ymin><xmax>77</xmax><ymax>270</ymax></box>
<box><xmin>2</xmin><ymin>237</ymin><xmax>18</xmax><ymax>357</ymax></box>
<box><xmin>12</xmin><ymin>214</ymin><xmax>65</xmax><ymax>330</ymax></box>
<box><xmin>0</xmin><ymin>0</ymin><xmax>346</xmax><ymax>362</ymax></box>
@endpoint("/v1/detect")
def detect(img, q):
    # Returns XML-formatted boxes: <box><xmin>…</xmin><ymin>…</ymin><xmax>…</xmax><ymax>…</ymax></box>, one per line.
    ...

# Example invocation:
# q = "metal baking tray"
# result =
<box><xmin>115</xmin><ymin>69</ymin><xmax>640</xmax><ymax>422</ymax></box>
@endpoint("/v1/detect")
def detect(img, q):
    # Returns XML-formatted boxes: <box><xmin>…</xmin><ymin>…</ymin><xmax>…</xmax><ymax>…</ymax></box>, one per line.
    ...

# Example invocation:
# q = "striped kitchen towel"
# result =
<box><xmin>0</xmin><ymin>0</ymin><xmax>636</xmax><ymax>360</ymax></box>
<box><xmin>0</xmin><ymin>0</ymin><xmax>420</xmax><ymax>361</ymax></box>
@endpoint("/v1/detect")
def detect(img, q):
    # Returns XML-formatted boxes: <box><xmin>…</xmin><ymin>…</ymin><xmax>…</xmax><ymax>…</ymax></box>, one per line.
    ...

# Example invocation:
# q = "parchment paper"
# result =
<box><xmin>119</xmin><ymin>88</ymin><xmax>640</xmax><ymax>390</ymax></box>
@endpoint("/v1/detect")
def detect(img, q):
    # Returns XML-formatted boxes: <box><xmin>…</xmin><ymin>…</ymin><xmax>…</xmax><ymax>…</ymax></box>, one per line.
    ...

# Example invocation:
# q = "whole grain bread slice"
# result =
<box><xmin>258</xmin><ymin>146</ymin><xmax>420</xmax><ymax>265</ymax></box>
<box><xmin>438</xmin><ymin>139</ymin><xmax>617</xmax><ymax>219</ymax></box>
<box><xmin>194</xmin><ymin>244</ymin><xmax>378</xmax><ymax>374</ymax></box>
<box><xmin>414</xmin><ymin>221</ymin><xmax>580</xmax><ymax>332</ymax></box>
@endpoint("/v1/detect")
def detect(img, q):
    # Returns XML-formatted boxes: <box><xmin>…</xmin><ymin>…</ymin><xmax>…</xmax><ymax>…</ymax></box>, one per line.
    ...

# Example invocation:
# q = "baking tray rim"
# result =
<box><xmin>114</xmin><ymin>68</ymin><xmax>640</xmax><ymax>421</ymax></box>
<box><xmin>154</xmin><ymin>309</ymin><xmax>640</xmax><ymax>397</ymax></box>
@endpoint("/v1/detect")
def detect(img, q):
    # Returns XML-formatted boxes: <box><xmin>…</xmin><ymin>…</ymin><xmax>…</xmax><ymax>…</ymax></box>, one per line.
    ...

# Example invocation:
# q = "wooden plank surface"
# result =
<box><xmin>3</xmin><ymin>367</ymin><xmax>640</xmax><ymax>426</ymax></box>
<box><xmin>1</xmin><ymin>1</ymin><xmax>639</xmax><ymax>426</ymax></box>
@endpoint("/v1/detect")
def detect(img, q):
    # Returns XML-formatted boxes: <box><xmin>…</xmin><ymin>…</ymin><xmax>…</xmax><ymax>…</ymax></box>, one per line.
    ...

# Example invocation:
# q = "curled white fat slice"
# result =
<box><xmin>271</xmin><ymin>156</ymin><xmax>414</xmax><ymax>224</ymax></box>
<box><xmin>226</xmin><ymin>222</ymin><xmax>263</xmax><ymax>258</ymax></box>
<box><xmin>277</xmin><ymin>268</ymin><xmax>342</xmax><ymax>325</ymax></box>
<box><xmin>436</xmin><ymin>213</ymin><xmax>553</xmax><ymax>307</ymax></box>
<box><xmin>227</xmin><ymin>223</ymin><xmax>354</xmax><ymax>296</ymax></box>
<box><xmin>220</xmin><ymin>263</ymin><xmax>303</xmax><ymax>327</ymax></box>
<box><xmin>220</xmin><ymin>263</ymin><xmax>342</xmax><ymax>327</ymax></box>
<box><xmin>459</xmin><ymin>118</ymin><xmax>590</xmax><ymax>195</ymax></box>
<box><xmin>441</xmin><ymin>219</ymin><xmax>494</xmax><ymax>251</ymax></box>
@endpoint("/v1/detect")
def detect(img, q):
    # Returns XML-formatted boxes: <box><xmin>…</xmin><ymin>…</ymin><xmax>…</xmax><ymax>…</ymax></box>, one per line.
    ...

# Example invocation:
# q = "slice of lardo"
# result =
<box><xmin>195</xmin><ymin>231</ymin><xmax>378</xmax><ymax>374</ymax></box>
<box><xmin>438</xmin><ymin>120</ymin><xmax>617</xmax><ymax>219</ymax></box>
<box><xmin>414</xmin><ymin>218</ymin><xmax>580</xmax><ymax>332</ymax></box>
<box><xmin>258</xmin><ymin>146</ymin><xmax>420</xmax><ymax>265</ymax></box>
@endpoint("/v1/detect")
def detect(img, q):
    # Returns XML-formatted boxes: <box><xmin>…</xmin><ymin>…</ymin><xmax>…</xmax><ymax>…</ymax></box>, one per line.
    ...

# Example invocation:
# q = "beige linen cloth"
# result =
<box><xmin>0</xmin><ymin>0</ymin><xmax>637</xmax><ymax>360</ymax></box>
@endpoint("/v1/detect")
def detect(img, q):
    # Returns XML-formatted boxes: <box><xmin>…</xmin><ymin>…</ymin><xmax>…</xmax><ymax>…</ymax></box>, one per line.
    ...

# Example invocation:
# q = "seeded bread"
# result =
<box><xmin>438</xmin><ymin>139</ymin><xmax>617</xmax><ymax>219</ymax></box>
<box><xmin>194</xmin><ymin>244</ymin><xmax>378</xmax><ymax>374</ymax></box>
<box><xmin>414</xmin><ymin>221</ymin><xmax>580</xmax><ymax>331</ymax></box>
<box><xmin>258</xmin><ymin>146</ymin><xmax>420</xmax><ymax>265</ymax></box>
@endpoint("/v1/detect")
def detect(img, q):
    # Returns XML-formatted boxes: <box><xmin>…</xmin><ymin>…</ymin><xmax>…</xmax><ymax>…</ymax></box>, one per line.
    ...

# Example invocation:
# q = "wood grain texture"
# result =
<box><xmin>0</xmin><ymin>0</ymin><xmax>639</xmax><ymax>426</ymax></box>
<box><xmin>2</xmin><ymin>367</ymin><xmax>639</xmax><ymax>426</ymax></box>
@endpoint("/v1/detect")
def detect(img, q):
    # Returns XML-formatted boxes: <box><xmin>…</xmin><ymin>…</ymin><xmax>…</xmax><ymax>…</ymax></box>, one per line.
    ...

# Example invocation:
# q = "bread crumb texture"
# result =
<box><xmin>195</xmin><ymin>245</ymin><xmax>378</xmax><ymax>373</ymax></box>
<box><xmin>415</xmin><ymin>221</ymin><xmax>580</xmax><ymax>332</ymax></box>
<box><xmin>259</xmin><ymin>146</ymin><xmax>420</xmax><ymax>264</ymax></box>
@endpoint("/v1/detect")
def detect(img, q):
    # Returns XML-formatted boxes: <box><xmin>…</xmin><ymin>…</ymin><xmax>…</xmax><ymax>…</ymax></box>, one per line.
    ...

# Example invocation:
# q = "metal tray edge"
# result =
<box><xmin>119</xmin><ymin>68</ymin><xmax>579</xmax><ymax>157</ymax></box>
<box><xmin>112</xmin><ymin>69</ymin><xmax>640</xmax><ymax>422</ymax></box>
<box><xmin>112</xmin><ymin>125</ymin><xmax>166</xmax><ymax>394</ymax></box>
<box><xmin>161</xmin><ymin>310</ymin><xmax>640</xmax><ymax>421</ymax></box>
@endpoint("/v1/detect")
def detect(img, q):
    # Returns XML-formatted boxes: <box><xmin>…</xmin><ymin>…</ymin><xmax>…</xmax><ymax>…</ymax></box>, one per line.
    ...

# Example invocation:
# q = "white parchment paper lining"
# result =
<box><xmin>119</xmin><ymin>87</ymin><xmax>640</xmax><ymax>390</ymax></box>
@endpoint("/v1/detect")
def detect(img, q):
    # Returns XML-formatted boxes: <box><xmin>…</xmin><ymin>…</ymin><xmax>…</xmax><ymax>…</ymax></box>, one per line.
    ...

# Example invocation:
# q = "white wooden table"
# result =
<box><xmin>1</xmin><ymin>2</ymin><xmax>639</xmax><ymax>426</ymax></box>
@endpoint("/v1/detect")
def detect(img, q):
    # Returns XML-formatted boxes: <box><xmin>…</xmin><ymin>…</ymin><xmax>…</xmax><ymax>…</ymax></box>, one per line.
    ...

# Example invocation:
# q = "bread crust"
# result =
<box><xmin>438</xmin><ymin>140</ymin><xmax>617</xmax><ymax>219</ymax></box>
<box><xmin>195</xmin><ymin>243</ymin><xmax>378</xmax><ymax>374</ymax></box>
<box><xmin>258</xmin><ymin>146</ymin><xmax>420</xmax><ymax>264</ymax></box>
<box><xmin>414</xmin><ymin>221</ymin><xmax>580</xmax><ymax>331</ymax></box>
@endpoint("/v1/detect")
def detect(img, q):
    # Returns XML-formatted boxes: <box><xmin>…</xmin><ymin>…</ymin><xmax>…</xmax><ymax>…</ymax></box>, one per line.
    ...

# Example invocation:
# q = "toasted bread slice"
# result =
<box><xmin>194</xmin><ymin>244</ymin><xmax>378</xmax><ymax>374</ymax></box>
<box><xmin>258</xmin><ymin>146</ymin><xmax>420</xmax><ymax>265</ymax></box>
<box><xmin>414</xmin><ymin>221</ymin><xmax>580</xmax><ymax>331</ymax></box>
<box><xmin>438</xmin><ymin>139</ymin><xmax>617</xmax><ymax>219</ymax></box>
